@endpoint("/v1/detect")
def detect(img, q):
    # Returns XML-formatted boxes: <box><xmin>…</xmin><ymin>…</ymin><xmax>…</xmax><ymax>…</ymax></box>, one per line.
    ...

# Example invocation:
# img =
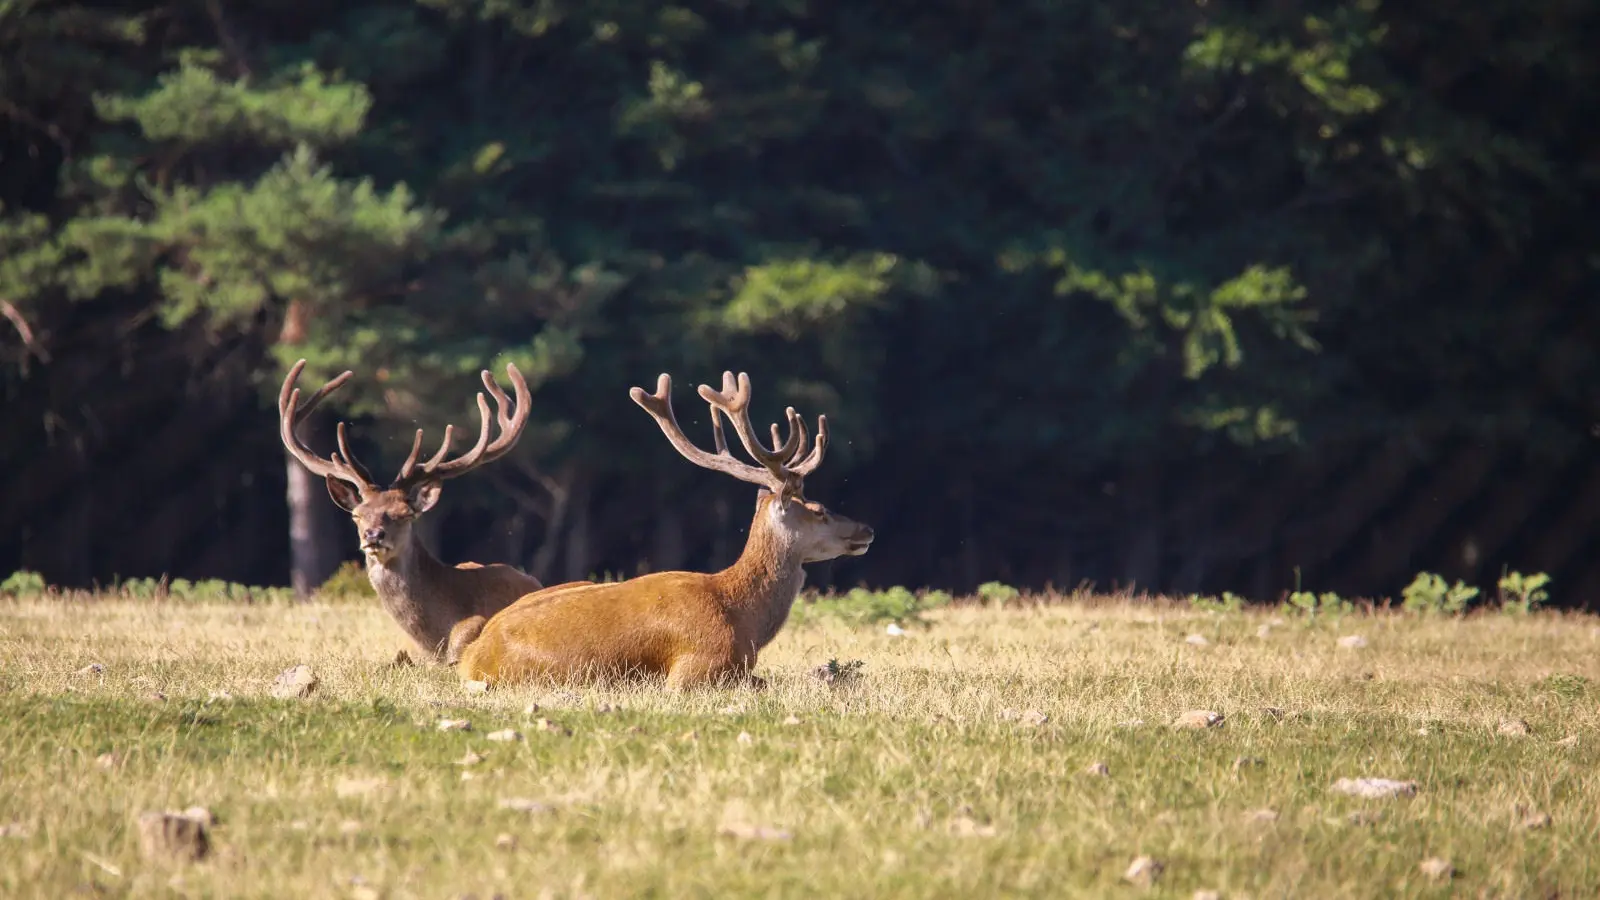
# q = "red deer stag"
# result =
<box><xmin>457</xmin><ymin>371</ymin><xmax>874</xmax><ymax>689</ymax></box>
<box><xmin>278</xmin><ymin>359</ymin><xmax>549</xmax><ymax>664</ymax></box>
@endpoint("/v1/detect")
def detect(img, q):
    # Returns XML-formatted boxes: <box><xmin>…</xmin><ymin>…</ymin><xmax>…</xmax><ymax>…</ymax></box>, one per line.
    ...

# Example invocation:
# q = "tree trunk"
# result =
<box><xmin>561</xmin><ymin>474</ymin><xmax>591</xmax><ymax>583</ymax></box>
<box><xmin>279</xmin><ymin>298</ymin><xmax>342</xmax><ymax>596</ymax></box>
<box><xmin>1119</xmin><ymin>462</ymin><xmax>1163</xmax><ymax>592</ymax></box>
<box><xmin>286</xmin><ymin>453</ymin><xmax>338</xmax><ymax>597</ymax></box>
<box><xmin>649</xmin><ymin>502</ymin><xmax>685</xmax><ymax>574</ymax></box>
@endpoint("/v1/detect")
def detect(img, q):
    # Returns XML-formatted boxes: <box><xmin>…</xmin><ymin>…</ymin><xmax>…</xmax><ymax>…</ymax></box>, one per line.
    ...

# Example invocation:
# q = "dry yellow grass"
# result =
<box><xmin>0</xmin><ymin>593</ymin><xmax>1596</xmax><ymax>898</ymax></box>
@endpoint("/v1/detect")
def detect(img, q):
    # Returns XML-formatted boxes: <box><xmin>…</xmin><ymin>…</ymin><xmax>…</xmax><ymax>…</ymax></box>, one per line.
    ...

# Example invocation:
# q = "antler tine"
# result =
<box><xmin>630</xmin><ymin>374</ymin><xmax>780</xmax><ymax>490</ymax></box>
<box><xmin>277</xmin><ymin>359</ymin><xmax>374</xmax><ymax>489</ymax></box>
<box><xmin>696</xmin><ymin>372</ymin><xmax>802</xmax><ymax>477</ymax></box>
<box><xmin>278</xmin><ymin>359</ymin><xmax>354</xmax><ymax>421</ymax></box>
<box><xmin>394</xmin><ymin>429</ymin><xmax>426</xmax><ymax>482</ymax></box>
<box><xmin>777</xmin><ymin>411</ymin><xmax>812</xmax><ymax>467</ymax></box>
<box><xmin>413</xmin><ymin>393</ymin><xmax>492</xmax><ymax>481</ymax></box>
<box><xmin>787</xmin><ymin>414</ymin><xmax>829</xmax><ymax>477</ymax></box>
<box><xmin>393</xmin><ymin>363</ymin><xmax>532</xmax><ymax>486</ymax></box>
<box><xmin>334</xmin><ymin>421</ymin><xmax>377</xmax><ymax>485</ymax></box>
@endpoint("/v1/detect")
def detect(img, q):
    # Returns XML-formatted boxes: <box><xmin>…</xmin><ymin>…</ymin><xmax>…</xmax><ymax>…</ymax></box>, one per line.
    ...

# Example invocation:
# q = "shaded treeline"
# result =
<box><xmin>1</xmin><ymin>0</ymin><xmax>1597</xmax><ymax>604</ymax></box>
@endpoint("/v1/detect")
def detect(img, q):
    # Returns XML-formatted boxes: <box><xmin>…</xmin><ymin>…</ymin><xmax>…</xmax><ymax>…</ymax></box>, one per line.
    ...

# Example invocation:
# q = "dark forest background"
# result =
<box><xmin>2</xmin><ymin>0</ymin><xmax>1598</xmax><ymax>605</ymax></box>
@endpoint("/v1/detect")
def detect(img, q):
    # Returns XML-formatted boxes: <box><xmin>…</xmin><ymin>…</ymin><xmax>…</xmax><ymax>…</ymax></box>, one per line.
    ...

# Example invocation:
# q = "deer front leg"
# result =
<box><xmin>665</xmin><ymin>654</ymin><xmax>742</xmax><ymax>691</ymax></box>
<box><xmin>666</xmin><ymin>653</ymin><xmax>765</xmax><ymax>691</ymax></box>
<box><xmin>445</xmin><ymin>616</ymin><xmax>488</xmax><ymax>666</ymax></box>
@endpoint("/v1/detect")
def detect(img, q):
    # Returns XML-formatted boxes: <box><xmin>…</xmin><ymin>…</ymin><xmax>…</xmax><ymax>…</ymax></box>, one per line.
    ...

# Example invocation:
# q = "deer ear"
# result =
<box><xmin>409</xmin><ymin>481</ymin><xmax>443</xmax><ymax>514</ymax></box>
<box><xmin>326</xmin><ymin>476</ymin><xmax>362</xmax><ymax>512</ymax></box>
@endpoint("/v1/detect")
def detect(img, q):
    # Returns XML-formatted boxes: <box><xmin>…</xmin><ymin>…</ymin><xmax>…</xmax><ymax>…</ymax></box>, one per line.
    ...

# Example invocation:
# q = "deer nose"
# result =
<box><xmin>858</xmin><ymin>524</ymin><xmax>875</xmax><ymax>539</ymax></box>
<box><xmin>363</xmin><ymin>526</ymin><xmax>387</xmax><ymax>543</ymax></box>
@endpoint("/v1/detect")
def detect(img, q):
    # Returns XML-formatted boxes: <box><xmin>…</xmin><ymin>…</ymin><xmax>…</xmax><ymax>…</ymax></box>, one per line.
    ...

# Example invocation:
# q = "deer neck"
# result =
<box><xmin>713</xmin><ymin>505</ymin><xmax>807</xmax><ymax>652</ymax></box>
<box><xmin>365</xmin><ymin>532</ymin><xmax>454</xmax><ymax>651</ymax></box>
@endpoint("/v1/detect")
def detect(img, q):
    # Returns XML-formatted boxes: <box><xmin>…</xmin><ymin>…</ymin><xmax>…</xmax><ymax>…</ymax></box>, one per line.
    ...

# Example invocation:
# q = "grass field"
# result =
<box><xmin>0</xmin><ymin>590</ymin><xmax>1596</xmax><ymax>899</ymax></box>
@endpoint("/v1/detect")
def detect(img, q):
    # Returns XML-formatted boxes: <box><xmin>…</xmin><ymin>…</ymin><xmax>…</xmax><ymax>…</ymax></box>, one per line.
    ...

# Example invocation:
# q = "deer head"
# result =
<box><xmin>278</xmin><ymin>359</ymin><xmax>531</xmax><ymax>565</ymax></box>
<box><xmin>630</xmin><ymin>371</ymin><xmax>874</xmax><ymax>564</ymax></box>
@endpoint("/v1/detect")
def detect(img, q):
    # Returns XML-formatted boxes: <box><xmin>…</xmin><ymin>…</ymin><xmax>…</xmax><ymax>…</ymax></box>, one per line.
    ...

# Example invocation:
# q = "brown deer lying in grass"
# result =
<box><xmin>455</xmin><ymin>371</ymin><xmax>875</xmax><ymax>689</ymax></box>
<box><xmin>278</xmin><ymin>359</ymin><xmax>550</xmax><ymax>665</ymax></box>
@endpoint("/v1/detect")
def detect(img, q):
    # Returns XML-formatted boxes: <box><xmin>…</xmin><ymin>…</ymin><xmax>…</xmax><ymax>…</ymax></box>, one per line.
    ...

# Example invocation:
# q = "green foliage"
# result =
<box><xmin>1536</xmin><ymin>673</ymin><xmax>1588</xmax><ymax>701</ymax></box>
<box><xmin>0</xmin><ymin>570</ymin><xmax>46</xmax><ymax>597</ymax></box>
<box><xmin>314</xmin><ymin>560</ymin><xmax>377</xmax><ymax>601</ymax></box>
<box><xmin>94</xmin><ymin>63</ymin><xmax>370</xmax><ymax>148</ymax></box>
<box><xmin>975</xmin><ymin>582</ymin><xmax>1021</xmax><ymax>608</ymax></box>
<box><xmin>109</xmin><ymin>576</ymin><xmax>293</xmax><ymax>603</ymax></box>
<box><xmin>793</xmin><ymin>586</ymin><xmax>951</xmax><ymax>628</ymax></box>
<box><xmin>1496</xmin><ymin>571</ymin><xmax>1551</xmax><ymax>616</ymax></box>
<box><xmin>1401</xmin><ymin>572</ymin><xmax>1479</xmax><ymax>617</ymax></box>
<box><xmin>2</xmin><ymin>0</ymin><xmax>1597</xmax><ymax>596</ymax></box>
<box><xmin>1287</xmin><ymin>590</ymin><xmax>1354</xmax><ymax>621</ymax></box>
<box><xmin>811</xmin><ymin>657</ymin><xmax>865</xmax><ymax>684</ymax></box>
<box><xmin>720</xmin><ymin>253</ymin><xmax>897</xmax><ymax>339</ymax></box>
<box><xmin>1189</xmin><ymin>592</ymin><xmax>1245</xmax><ymax>614</ymax></box>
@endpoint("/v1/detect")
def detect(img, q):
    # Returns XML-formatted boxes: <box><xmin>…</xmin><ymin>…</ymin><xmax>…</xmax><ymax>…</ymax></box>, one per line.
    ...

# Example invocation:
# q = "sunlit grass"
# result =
<box><xmin>0</xmin><ymin>594</ymin><xmax>1596</xmax><ymax>898</ymax></box>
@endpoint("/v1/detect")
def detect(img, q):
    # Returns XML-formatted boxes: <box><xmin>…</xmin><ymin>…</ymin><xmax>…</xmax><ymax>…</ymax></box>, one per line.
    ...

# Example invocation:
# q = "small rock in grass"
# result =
<box><xmin>457</xmin><ymin>750</ymin><xmax>484</xmax><ymax>767</ymax></box>
<box><xmin>136</xmin><ymin>810</ymin><xmax>210</xmax><ymax>863</ymax></box>
<box><xmin>1117</xmin><ymin>718</ymin><xmax>1146</xmax><ymax>729</ymax></box>
<box><xmin>1256</xmin><ymin>623</ymin><xmax>1274</xmax><ymax>639</ymax></box>
<box><xmin>1173</xmin><ymin>710</ymin><xmax>1225</xmax><ymax>730</ymax></box>
<box><xmin>1123</xmin><ymin>855</ymin><xmax>1164</xmax><ymax>887</ymax></box>
<box><xmin>436</xmin><ymin>718</ymin><xmax>472</xmax><ymax>733</ymax></box>
<box><xmin>718</xmin><ymin>823</ymin><xmax>792</xmax><ymax>841</ymax></box>
<box><xmin>782</xmin><ymin>714</ymin><xmax>802</xmax><ymax>726</ymax></box>
<box><xmin>1497</xmin><ymin>718</ymin><xmax>1530</xmax><ymax>737</ymax></box>
<box><xmin>148</xmin><ymin>691</ymin><xmax>167</xmax><ymax>702</ymax></box>
<box><xmin>534</xmin><ymin>718</ymin><xmax>571</xmax><ymax>736</ymax></box>
<box><xmin>1194</xmin><ymin>891</ymin><xmax>1223</xmax><ymax>900</ymax></box>
<box><xmin>270</xmin><ymin>664</ymin><xmax>319</xmax><ymax>700</ymax></box>
<box><xmin>1337</xmin><ymin>634</ymin><xmax>1368</xmax><ymax>649</ymax></box>
<box><xmin>494</xmin><ymin>833</ymin><xmax>517</xmax><ymax>850</ymax></box>
<box><xmin>1245</xmin><ymin>808</ymin><xmax>1279</xmax><ymax>824</ymax></box>
<box><xmin>1520</xmin><ymin>811</ymin><xmax>1552</xmax><ymax>830</ymax></box>
<box><xmin>1001</xmin><ymin>707</ymin><xmax>1049</xmax><ymax>726</ymax></box>
<box><xmin>1554</xmin><ymin>734</ymin><xmax>1579</xmax><ymax>748</ymax></box>
<box><xmin>1084</xmin><ymin>761</ymin><xmax>1110</xmax><ymax>777</ymax></box>
<box><xmin>335</xmin><ymin>777</ymin><xmax>385</xmax><ymax>798</ymax></box>
<box><xmin>498</xmin><ymin>798</ymin><xmax>553</xmax><ymax>814</ymax></box>
<box><xmin>1330</xmin><ymin>777</ymin><xmax>1417</xmax><ymax>799</ymax></box>
<box><xmin>1185</xmin><ymin>633</ymin><xmax>1209</xmax><ymax>646</ymax></box>
<box><xmin>1347</xmin><ymin>810</ymin><xmax>1381</xmax><ymax>826</ymax></box>
<box><xmin>948</xmin><ymin>813</ymin><xmax>998</xmax><ymax>838</ymax></box>
<box><xmin>75</xmin><ymin>663</ymin><xmax>105</xmax><ymax>676</ymax></box>
<box><xmin>351</xmin><ymin>886</ymin><xmax>380</xmax><ymax>900</ymax></box>
<box><xmin>1418</xmin><ymin>857</ymin><xmax>1453</xmax><ymax>881</ymax></box>
<box><xmin>177</xmin><ymin>806</ymin><xmax>216</xmax><ymax>826</ymax></box>
<box><xmin>1232</xmin><ymin>756</ymin><xmax>1265</xmax><ymax>773</ymax></box>
<box><xmin>95</xmin><ymin>752</ymin><xmax>122</xmax><ymax>771</ymax></box>
<box><xmin>463</xmin><ymin>680</ymin><xmax>489</xmax><ymax>695</ymax></box>
<box><xmin>207</xmin><ymin>690</ymin><xmax>233</xmax><ymax>702</ymax></box>
<box><xmin>0</xmin><ymin>822</ymin><xmax>31</xmax><ymax>838</ymax></box>
<box><xmin>486</xmin><ymin>729</ymin><xmax>523</xmax><ymax>743</ymax></box>
<box><xmin>679</xmin><ymin>729</ymin><xmax>699</xmax><ymax>743</ymax></box>
<box><xmin>885</xmin><ymin>622</ymin><xmax>907</xmax><ymax>637</ymax></box>
<box><xmin>521</xmin><ymin>703</ymin><xmax>540</xmax><ymax>716</ymax></box>
<box><xmin>338</xmin><ymin>820</ymin><xmax>363</xmax><ymax>835</ymax></box>
<box><xmin>736</xmin><ymin>731</ymin><xmax>753</xmax><ymax>746</ymax></box>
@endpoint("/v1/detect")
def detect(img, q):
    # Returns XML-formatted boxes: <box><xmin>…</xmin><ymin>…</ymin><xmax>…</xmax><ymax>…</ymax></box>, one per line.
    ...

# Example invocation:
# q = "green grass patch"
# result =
<box><xmin>0</xmin><ymin>594</ymin><xmax>1596</xmax><ymax>897</ymax></box>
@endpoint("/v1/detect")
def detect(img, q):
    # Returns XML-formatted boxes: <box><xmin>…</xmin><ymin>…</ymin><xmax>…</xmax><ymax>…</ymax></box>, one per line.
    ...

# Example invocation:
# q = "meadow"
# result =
<box><xmin>0</xmin><ymin>581</ymin><xmax>1596</xmax><ymax>899</ymax></box>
